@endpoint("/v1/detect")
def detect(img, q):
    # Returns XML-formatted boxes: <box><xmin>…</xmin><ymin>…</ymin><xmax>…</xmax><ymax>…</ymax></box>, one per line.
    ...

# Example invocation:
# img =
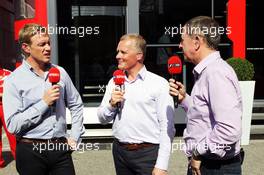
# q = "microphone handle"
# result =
<box><xmin>115</xmin><ymin>85</ymin><xmax>124</xmax><ymax>111</ymax></box>
<box><xmin>52</xmin><ymin>100</ymin><xmax>57</xmax><ymax>108</ymax></box>
<box><xmin>51</xmin><ymin>100</ymin><xmax>57</xmax><ymax>114</ymax></box>
<box><xmin>116</xmin><ymin>85</ymin><xmax>121</xmax><ymax>109</ymax></box>
<box><xmin>116</xmin><ymin>102</ymin><xmax>121</xmax><ymax>109</ymax></box>
<box><xmin>51</xmin><ymin>83</ymin><xmax>57</xmax><ymax>110</ymax></box>
<box><xmin>172</xmin><ymin>74</ymin><xmax>178</xmax><ymax>108</ymax></box>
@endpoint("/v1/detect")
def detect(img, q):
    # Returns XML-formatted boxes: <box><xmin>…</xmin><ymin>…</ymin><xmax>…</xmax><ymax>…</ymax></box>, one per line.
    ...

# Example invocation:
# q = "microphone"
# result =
<box><xmin>48</xmin><ymin>67</ymin><xmax>60</xmax><ymax>110</ymax></box>
<box><xmin>168</xmin><ymin>55</ymin><xmax>182</xmax><ymax>108</ymax></box>
<box><xmin>49</xmin><ymin>67</ymin><xmax>60</xmax><ymax>85</ymax></box>
<box><xmin>113</xmin><ymin>70</ymin><xmax>125</xmax><ymax>110</ymax></box>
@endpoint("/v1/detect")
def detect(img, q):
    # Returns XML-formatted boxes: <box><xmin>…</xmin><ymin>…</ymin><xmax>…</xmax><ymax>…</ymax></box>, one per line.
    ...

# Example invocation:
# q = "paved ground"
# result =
<box><xmin>1</xmin><ymin>134</ymin><xmax>264</xmax><ymax>175</ymax></box>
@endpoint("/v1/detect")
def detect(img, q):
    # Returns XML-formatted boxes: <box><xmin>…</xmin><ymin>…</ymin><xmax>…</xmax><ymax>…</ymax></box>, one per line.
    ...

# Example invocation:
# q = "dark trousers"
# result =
<box><xmin>16</xmin><ymin>141</ymin><xmax>75</xmax><ymax>175</ymax></box>
<box><xmin>187</xmin><ymin>156</ymin><xmax>242</xmax><ymax>175</ymax></box>
<box><xmin>112</xmin><ymin>140</ymin><xmax>159</xmax><ymax>175</ymax></box>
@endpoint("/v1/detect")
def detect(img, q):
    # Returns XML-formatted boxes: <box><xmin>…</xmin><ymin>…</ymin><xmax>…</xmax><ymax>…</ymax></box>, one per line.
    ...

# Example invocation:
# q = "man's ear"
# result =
<box><xmin>136</xmin><ymin>53</ymin><xmax>144</xmax><ymax>63</ymax></box>
<box><xmin>21</xmin><ymin>43</ymin><xmax>30</xmax><ymax>54</ymax></box>
<box><xmin>194</xmin><ymin>36</ymin><xmax>201</xmax><ymax>51</ymax></box>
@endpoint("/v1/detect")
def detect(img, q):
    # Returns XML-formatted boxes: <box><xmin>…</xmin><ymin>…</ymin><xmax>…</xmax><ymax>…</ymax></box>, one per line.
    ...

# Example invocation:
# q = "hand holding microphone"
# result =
<box><xmin>168</xmin><ymin>55</ymin><xmax>183</xmax><ymax>108</ymax></box>
<box><xmin>111</xmin><ymin>70</ymin><xmax>125</xmax><ymax>110</ymax></box>
<box><xmin>43</xmin><ymin>67</ymin><xmax>60</xmax><ymax>106</ymax></box>
<box><xmin>169</xmin><ymin>79</ymin><xmax>186</xmax><ymax>103</ymax></box>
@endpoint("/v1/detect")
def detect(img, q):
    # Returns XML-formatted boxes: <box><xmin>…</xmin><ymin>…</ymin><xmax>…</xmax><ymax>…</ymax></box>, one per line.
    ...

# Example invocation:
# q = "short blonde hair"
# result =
<box><xmin>19</xmin><ymin>23</ymin><xmax>47</xmax><ymax>45</ymax></box>
<box><xmin>19</xmin><ymin>23</ymin><xmax>48</xmax><ymax>57</ymax></box>
<box><xmin>120</xmin><ymin>34</ymin><xmax>146</xmax><ymax>58</ymax></box>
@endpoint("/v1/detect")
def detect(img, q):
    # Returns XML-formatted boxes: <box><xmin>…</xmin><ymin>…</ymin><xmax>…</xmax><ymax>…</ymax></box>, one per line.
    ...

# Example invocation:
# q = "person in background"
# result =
<box><xmin>169</xmin><ymin>16</ymin><xmax>243</xmax><ymax>175</ymax></box>
<box><xmin>3</xmin><ymin>23</ymin><xmax>84</xmax><ymax>175</ymax></box>
<box><xmin>98</xmin><ymin>34</ymin><xmax>175</xmax><ymax>175</ymax></box>
<box><xmin>0</xmin><ymin>64</ymin><xmax>16</xmax><ymax>168</ymax></box>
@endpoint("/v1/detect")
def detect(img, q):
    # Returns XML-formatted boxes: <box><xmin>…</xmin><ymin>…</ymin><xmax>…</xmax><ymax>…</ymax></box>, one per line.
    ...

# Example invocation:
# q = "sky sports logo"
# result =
<box><xmin>113</xmin><ymin>75</ymin><xmax>125</xmax><ymax>79</ymax></box>
<box><xmin>49</xmin><ymin>73</ymin><xmax>59</xmax><ymax>77</ymax></box>
<box><xmin>168</xmin><ymin>63</ymin><xmax>181</xmax><ymax>68</ymax></box>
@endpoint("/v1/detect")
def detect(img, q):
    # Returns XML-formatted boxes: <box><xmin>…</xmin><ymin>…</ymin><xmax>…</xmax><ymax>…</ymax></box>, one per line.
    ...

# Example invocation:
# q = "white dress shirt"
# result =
<box><xmin>98</xmin><ymin>66</ymin><xmax>175</xmax><ymax>170</ymax></box>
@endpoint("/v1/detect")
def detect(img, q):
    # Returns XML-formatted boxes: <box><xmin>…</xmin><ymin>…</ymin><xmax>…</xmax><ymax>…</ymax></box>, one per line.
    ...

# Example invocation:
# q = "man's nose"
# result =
<box><xmin>45</xmin><ymin>44</ymin><xmax>51</xmax><ymax>51</ymax></box>
<box><xmin>116</xmin><ymin>52</ymin><xmax>121</xmax><ymax>60</ymax></box>
<box><xmin>179</xmin><ymin>42</ymin><xmax>183</xmax><ymax>49</ymax></box>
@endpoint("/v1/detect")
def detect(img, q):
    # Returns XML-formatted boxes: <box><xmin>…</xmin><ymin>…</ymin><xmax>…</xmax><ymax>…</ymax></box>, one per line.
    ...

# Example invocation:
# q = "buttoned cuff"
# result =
<box><xmin>180</xmin><ymin>94</ymin><xmax>191</xmax><ymax>111</ymax></box>
<box><xmin>196</xmin><ymin>138</ymin><xmax>208</xmax><ymax>156</ymax></box>
<box><xmin>71</xmin><ymin>125</ymin><xmax>85</xmax><ymax>143</ymax></box>
<box><xmin>106</xmin><ymin>103</ymin><xmax>117</xmax><ymax>113</ymax></box>
<box><xmin>70</xmin><ymin>132</ymin><xmax>81</xmax><ymax>143</ymax></box>
<box><xmin>155</xmin><ymin>155</ymin><xmax>169</xmax><ymax>171</ymax></box>
<box><xmin>196</xmin><ymin>139</ymin><xmax>228</xmax><ymax>158</ymax></box>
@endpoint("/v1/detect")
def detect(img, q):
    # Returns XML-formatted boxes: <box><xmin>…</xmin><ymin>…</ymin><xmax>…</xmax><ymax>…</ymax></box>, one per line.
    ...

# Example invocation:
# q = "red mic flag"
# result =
<box><xmin>113</xmin><ymin>70</ymin><xmax>125</xmax><ymax>86</ymax></box>
<box><xmin>167</xmin><ymin>55</ymin><xmax>182</xmax><ymax>108</ymax></box>
<box><xmin>113</xmin><ymin>70</ymin><xmax>125</xmax><ymax>110</ymax></box>
<box><xmin>48</xmin><ymin>67</ymin><xmax>60</xmax><ymax>85</ymax></box>
<box><xmin>168</xmin><ymin>55</ymin><xmax>182</xmax><ymax>75</ymax></box>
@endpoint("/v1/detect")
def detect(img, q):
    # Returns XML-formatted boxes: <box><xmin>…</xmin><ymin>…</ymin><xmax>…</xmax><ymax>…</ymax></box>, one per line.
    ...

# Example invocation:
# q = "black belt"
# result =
<box><xmin>201</xmin><ymin>153</ymin><xmax>242</xmax><ymax>165</ymax></box>
<box><xmin>17</xmin><ymin>137</ymin><xmax>67</xmax><ymax>144</ymax></box>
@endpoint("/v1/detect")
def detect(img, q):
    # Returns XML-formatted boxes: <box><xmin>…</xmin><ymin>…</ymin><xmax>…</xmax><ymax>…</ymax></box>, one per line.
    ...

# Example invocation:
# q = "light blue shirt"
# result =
<box><xmin>97</xmin><ymin>66</ymin><xmax>175</xmax><ymax>170</ymax></box>
<box><xmin>3</xmin><ymin>60</ymin><xmax>84</xmax><ymax>142</ymax></box>
<box><xmin>181</xmin><ymin>51</ymin><xmax>242</xmax><ymax>158</ymax></box>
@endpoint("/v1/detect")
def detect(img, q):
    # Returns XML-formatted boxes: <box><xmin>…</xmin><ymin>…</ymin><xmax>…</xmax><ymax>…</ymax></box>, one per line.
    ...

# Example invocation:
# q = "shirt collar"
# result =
<box><xmin>193</xmin><ymin>51</ymin><xmax>221</xmax><ymax>77</ymax></box>
<box><xmin>125</xmin><ymin>65</ymin><xmax>147</xmax><ymax>82</ymax></box>
<box><xmin>22</xmin><ymin>59</ymin><xmax>52</xmax><ymax>79</ymax></box>
<box><xmin>22</xmin><ymin>59</ymin><xmax>52</xmax><ymax>71</ymax></box>
<box><xmin>137</xmin><ymin>66</ymin><xmax>147</xmax><ymax>80</ymax></box>
<box><xmin>22</xmin><ymin>59</ymin><xmax>33</xmax><ymax>70</ymax></box>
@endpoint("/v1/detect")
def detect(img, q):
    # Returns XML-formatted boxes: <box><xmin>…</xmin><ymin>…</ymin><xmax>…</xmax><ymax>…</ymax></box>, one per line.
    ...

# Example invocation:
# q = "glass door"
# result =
<box><xmin>57</xmin><ymin>0</ymin><xmax>126</xmax><ymax>107</ymax></box>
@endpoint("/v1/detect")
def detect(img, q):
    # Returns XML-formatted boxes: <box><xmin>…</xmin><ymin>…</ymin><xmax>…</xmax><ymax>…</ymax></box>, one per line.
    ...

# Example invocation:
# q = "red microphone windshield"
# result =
<box><xmin>113</xmin><ymin>70</ymin><xmax>125</xmax><ymax>85</ymax></box>
<box><xmin>168</xmin><ymin>55</ymin><xmax>182</xmax><ymax>75</ymax></box>
<box><xmin>48</xmin><ymin>67</ymin><xmax>60</xmax><ymax>84</ymax></box>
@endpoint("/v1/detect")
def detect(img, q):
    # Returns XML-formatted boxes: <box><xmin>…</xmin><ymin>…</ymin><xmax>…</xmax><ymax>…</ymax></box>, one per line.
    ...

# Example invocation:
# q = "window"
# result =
<box><xmin>15</xmin><ymin>0</ymin><xmax>35</xmax><ymax>20</ymax></box>
<box><xmin>57</xmin><ymin>0</ymin><xmax>126</xmax><ymax>106</ymax></box>
<box><xmin>140</xmin><ymin>0</ymin><xmax>231</xmax><ymax>93</ymax></box>
<box><xmin>246</xmin><ymin>1</ymin><xmax>264</xmax><ymax>99</ymax></box>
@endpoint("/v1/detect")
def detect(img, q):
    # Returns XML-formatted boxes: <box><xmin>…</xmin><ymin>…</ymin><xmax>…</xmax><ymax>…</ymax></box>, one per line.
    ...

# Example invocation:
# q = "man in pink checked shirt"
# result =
<box><xmin>169</xmin><ymin>16</ymin><xmax>243</xmax><ymax>175</ymax></box>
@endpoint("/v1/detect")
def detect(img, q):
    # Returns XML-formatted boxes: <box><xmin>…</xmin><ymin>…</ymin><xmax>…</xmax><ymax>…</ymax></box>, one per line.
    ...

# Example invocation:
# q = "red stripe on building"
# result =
<box><xmin>227</xmin><ymin>0</ymin><xmax>246</xmax><ymax>59</ymax></box>
<box><xmin>14</xmin><ymin>0</ymin><xmax>47</xmax><ymax>41</ymax></box>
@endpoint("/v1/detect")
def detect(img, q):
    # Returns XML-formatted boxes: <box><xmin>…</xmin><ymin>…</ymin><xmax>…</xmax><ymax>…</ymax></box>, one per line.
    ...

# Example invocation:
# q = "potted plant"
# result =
<box><xmin>226</xmin><ymin>57</ymin><xmax>255</xmax><ymax>145</ymax></box>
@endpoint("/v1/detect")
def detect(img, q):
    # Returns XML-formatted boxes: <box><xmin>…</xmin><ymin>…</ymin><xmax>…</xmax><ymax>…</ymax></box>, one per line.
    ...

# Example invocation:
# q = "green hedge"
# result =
<box><xmin>226</xmin><ymin>57</ymin><xmax>255</xmax><ymax>81</ymax></box>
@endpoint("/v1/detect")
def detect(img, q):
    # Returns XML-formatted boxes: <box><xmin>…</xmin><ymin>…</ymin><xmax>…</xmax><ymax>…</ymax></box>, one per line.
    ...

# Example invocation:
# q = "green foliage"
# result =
<box><xmin>226</xmin><ymin>57</ymin><xmax>255</xmax><ymax>81</ymax></box>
